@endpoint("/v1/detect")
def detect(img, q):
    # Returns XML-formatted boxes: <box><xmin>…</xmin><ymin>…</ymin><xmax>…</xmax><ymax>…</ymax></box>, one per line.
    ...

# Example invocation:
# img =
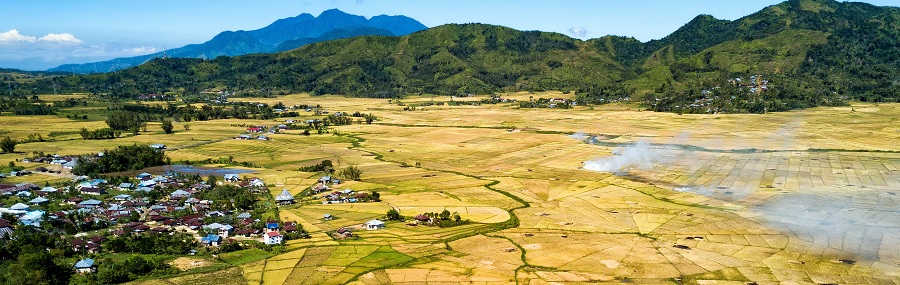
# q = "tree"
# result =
<box><xmin>386</xmin><ymin>208</ymin><xmax>401</xmax><ymax>221</ymax></box>
<box><xmin>4</xmin><ymin>248</ymin><xmax>72</xmax><ymax>285</ymax></box>
<box><xmin>206</xmin><ymin>175</ymin><xmax>217</xmax><ymax>186</ymax></box>
<box><xmin>0</xmin><ymin>136</ymin><xmax>16</xmax><ymax>153</ymax></box>
<box><xmin>161</xmin><ymin>119</ymin><xmax>174</xmax><ymax>134</ymax></box>
<box><xmin>439</xmin><ymin>209</ymin><xmax>451</xmax><ymax>220</ymax></box>
<box><xmin>338</xmin><ymin>165</ymin><xmax>362</xmax><ymax>181</ymax></box>
<box><xmin>371</xmin><ymin>191</ymin><xmax>381</xmax><ymax>202</ymax></box>
<box><xmin>183</xmin><ymin>124</ymin><xmax>191</xmax><ymax>131</ymax></box>
<box><xmin>105</xmin><ymin>111</ymin><xmax>143</xmax><ymax>131</ymax></box>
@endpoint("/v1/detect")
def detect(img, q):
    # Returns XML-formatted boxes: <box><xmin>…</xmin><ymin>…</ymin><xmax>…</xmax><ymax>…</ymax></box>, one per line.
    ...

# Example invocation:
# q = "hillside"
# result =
<box><xmin>48</xmin><ymin>9</ymin><xmax>427</xmax><ymax>74</ymax></box>
<box><xmin>24</xmin><ymin>0</ymin><xmax>900</xmax><ymax>113</ymax></box>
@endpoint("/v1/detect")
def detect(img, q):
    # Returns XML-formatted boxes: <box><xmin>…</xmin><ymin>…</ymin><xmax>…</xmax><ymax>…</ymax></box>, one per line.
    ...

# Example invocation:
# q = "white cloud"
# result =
<box><xmin>39</xmin><ymin>33</ymin><xmax>82</xmax><ymax>43</ymax></box>
<box><xmin>567</xmin><ymin>27</ymin><xmax>588</xmax><ymax>38</ymax></box>
<box><xmin>0</xmin><ymin>29</ymin><xmax>37</xmax><ymax>43</ymax></box>
<box><xmin>122</xmin><ymin>46</ymin><xmax>157</xmax><ymax>55</ymax></box>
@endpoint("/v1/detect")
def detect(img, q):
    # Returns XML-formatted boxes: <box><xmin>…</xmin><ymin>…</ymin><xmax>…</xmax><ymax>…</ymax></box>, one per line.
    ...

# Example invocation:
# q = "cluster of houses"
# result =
<box><xmin>309</xmin><ymin>176</ymin><xmax>374</xmax><ymax>204</ymax></box>
<box><xmin>728</xmin><ymin>75</ymin><xmax>769</xmax><ymax>94</ymax></box>
<box><xmin>234</xmin><ymin>125</ymin><xmax>291</xmax><ymax>141</ymax></box>
<box><xmin>137</xmin><ymin>93</ymin><xmax>172</xmax><ymax>101</ymax></box>
<box><xmin>0</xmin><ymin>169</ymin><xmax>296</xmax><ymax>253</ymax></box>
<box><xmin>22</xmin><ymin>154</ymin><xmax>79</xmax><ymax>170</ymax></box>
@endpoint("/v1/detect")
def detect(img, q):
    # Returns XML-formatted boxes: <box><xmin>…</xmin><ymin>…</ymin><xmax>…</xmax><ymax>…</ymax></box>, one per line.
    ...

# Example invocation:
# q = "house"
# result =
<box><xmin>365</xmin><ymin>219</ymin><xmax>385</xmax><ymax>230</ymax></box>
<box><xmin>201</xmin><ymin>234</ymin><xmax>222</xmax><ymax>246</ymax></box>
<box><xmin>323</xmin><ymin>214</ymin><xmax>333</xmax><ymax>221</ymax></box>
<box><xmin>256</xmin><ymin>135</ymin><xmax>269</xmax><ymax>141</ymax></box>
<box><xmin>275</xmin><ymin>189</ymin><xmax>294</xmax><ymax>205</ymax></box>
<box><xmin>223</xmin><ymin>174</ymin><xmax>239</xmax><ymax>182</ymax></box>
<box><xmin>0</xmin><ymin>219</ymin><xmax>13</xmax><ymax>238</ymax></box>
<box><xmin>74</xmin><ymin>258</ymin><xmax>96</xmax><ymax>274</ymax></box>
<box><xmin>79</xmin><ymin>199</ymin><xmax>103</xmax><ymax>208</ymax></box>
<box><xmin>247</xmin><ymin>126</ymin><xmax>264</xmax><ymax>133</ymax></box>
<box><xmin>204</xmin><ymin>223</ymin><xmax>234</xmax><ymax>237</ymax></box>
<box><xmin>28</xmin><ymin>197</ymin><xmax>49</xmax><ymax>206</ymax></box>
<box><xmin>19</xmin><ymin>210</ymin><xmax>44</xmax><ymax>227</ymax></box>
<box><xmin>113</xmin><ymin>194</ymin><xmax>131</xmax><ymax>201</ymax></box>
<box><xmin>266</xmin><ymin>220</ymin><xmax>279</xmax><ymax>232</ymax></box>
<box><xmin>415</xmin><ymin>214</ymin><xmax>433</xmax><ymax>224</ymax></box>
<box><xmin>89</xmin><ymin>179</ymin><xmax>108</xmax><ymax>186</ymax></box>
<box><xmin>318</xmin><ymin>176</ymin><xmax>332</xmax><ymax>184</ymax></box>
<box><xmin>250</xmin><ymin>178</ymin><xmax>266</xmax><ymax>188</ymax></box>
<box><xmin>264</xmin><ymin>231</ymin><xmax>283</xmax><ymax>245</ymax></box>
<box><xmin>335</xmin><ymin>227</ymin><xmax>352</xmax><ymax>238</ymax></box>
<box><xmin>40</xmin><ymin>186</ymin><xmax>59</xmax><ymax>193</ymax></box>
<box><xmin>9</xmin><ymin>203</ymin><xmax>29</xmax><ymax>211</ymax></box>
<box><xmin>150</xmin><ymin>144</ymin><xmax>167</xmax><ymax>150</ymax></box>
<box><xmin>136</xmin><ymin>172</ymin><xmax>152</xmax><ymax>180</ymax></box>
<box><xmin>79</xmin><ymin>187</ymin><xmax>106</xmax><ymax>196</ymax></box>
<box><xmin>118</xmin><ymin>183</ymin><xmax>134</xmax><ymax>190</ymax></box>
<box><xmin>235</xmin><ymin>134</ymin><xmax>252</xmax><ymax>140</ymax></box>
<box><xmin>284</xmin><ymin>223</ymin><xmax>298</xmax><ymax>233</ymax></box>
<box><xmin>170</xmin><ymin>190</ymin><xmax>191</xmax><ymax>199</ymax></box>
<box><xmin>139</xmin><ymin>180</ymin><xmax>157</xmax><ymax>188</ymax></box>
<box><xmin>62</xmin><ymin>160</ymin><xmax>77</xmax><ymax>170</ymax></box>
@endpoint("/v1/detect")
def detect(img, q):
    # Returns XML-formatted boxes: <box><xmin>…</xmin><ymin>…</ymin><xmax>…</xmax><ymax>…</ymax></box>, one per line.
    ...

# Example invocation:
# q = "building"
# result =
<box><xmin>201</xmin><ymin>234</ymin><xmax>222</xmax><ymax>247</ymax></box>
<box><xmin>0</xmin><ymin>219</ymin><xmax>13</xmax><ymax>238</ymax></box>
<box><xmin>74</xmin><ymin>258</ymin><xmax>96</xmax><ymax>274</ymax></box>
<box><xmin>264</xmin><ymin>231</ymin><xmax>283</xmax><ymax>245</ymax></box>
<box><xmin>365</xmin><ymin>219</ymin><xmax>385</xmax><ymax>230</ymax></box>
<box><xmin>275</xmin><ymin>189</ymin><xmax>294</xmax><ymax>205</ymax></box>
<box><xmin>224</xmin><ymin>174</ymin><xmax>239</xmax><ymax>182</ymax></box>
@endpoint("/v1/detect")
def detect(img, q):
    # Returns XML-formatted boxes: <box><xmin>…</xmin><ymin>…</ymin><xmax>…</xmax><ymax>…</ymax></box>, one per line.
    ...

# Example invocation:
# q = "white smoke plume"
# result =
<box><xmin>583</xmin><ymin>140</ymin><xmax>666</xmax><ymax>174</ymax></box>
<box><xmin>568</xmin><ymin>132</ymin><xmax>589</xmax><ymax>140</ymax></box>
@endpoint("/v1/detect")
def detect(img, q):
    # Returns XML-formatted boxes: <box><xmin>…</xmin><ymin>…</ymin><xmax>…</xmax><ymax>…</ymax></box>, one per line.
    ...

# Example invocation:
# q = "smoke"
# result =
<box><xmin>583</xmin><ymin>140</ymin><xmax>667</xmax><ymax>174</ymax></box>
<box><xmin>755</xmin><ymin>190</ymin><xmax>900</xmax><ymax>261</ymax></box>
<box><xmin>568</xmin><ymin>132</ymin><xmax>589</xmax><ymax>140</ymax></box>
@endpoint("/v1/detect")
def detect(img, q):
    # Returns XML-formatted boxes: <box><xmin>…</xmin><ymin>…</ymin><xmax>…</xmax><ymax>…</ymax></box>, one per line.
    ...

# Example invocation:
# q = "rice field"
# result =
<box><xmin>4</xmin><ymin>93</ymin><xmax>900</xmax><ymax>284</ymax></box>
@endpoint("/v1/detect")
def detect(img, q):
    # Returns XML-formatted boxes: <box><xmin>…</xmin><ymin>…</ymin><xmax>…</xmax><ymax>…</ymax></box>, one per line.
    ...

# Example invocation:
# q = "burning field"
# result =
<box><xmin>580</xmin><ymin>131</ymin><xmax>900</xmax><ymax>273</ymax></box>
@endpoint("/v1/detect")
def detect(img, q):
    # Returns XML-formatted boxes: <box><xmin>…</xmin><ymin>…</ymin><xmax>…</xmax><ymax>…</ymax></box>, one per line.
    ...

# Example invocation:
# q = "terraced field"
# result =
<box><xmin>4</xmin><ymin>93</ymin><xmax>899</xmax><ymax>284</ymax></box>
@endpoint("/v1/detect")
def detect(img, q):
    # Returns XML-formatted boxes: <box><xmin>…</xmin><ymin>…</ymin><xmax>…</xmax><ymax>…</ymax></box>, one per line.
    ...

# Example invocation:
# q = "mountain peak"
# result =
<box><xmin>319</xmin><ymin>8</ymin><xmax>351</xmax><ymax>17</ymax></box>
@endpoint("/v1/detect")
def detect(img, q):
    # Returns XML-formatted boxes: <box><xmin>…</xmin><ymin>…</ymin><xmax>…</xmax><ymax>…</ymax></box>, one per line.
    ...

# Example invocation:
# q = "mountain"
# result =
<box><xmin>30</xmin><ymin>0</ymin><xmax>900</xmax><ymax>113</ymax></box>
<box><xmin>48</xmin><ymin>9</ymin><xmax>427</xmax><ymax>74</ymax></box>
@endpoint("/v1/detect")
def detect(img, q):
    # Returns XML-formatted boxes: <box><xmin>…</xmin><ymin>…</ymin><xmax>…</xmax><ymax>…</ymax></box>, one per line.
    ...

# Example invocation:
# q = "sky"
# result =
<box><xmin>1</xmin><ymin>0</ymin><xmax>897</xmax><ymax>71</ymax></box>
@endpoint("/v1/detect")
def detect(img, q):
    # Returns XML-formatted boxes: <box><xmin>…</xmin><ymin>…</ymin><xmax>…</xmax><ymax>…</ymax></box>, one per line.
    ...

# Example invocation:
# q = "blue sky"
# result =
<box><xmin>1</xmin><ymin>0</ymin><xmax>897</xmax><ymax>70</ymax></box>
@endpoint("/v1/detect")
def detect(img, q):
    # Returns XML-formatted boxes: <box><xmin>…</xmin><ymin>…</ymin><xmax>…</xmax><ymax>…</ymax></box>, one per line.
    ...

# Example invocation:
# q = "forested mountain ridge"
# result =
<box><xmin>19</xmin><ymin>0</ymin><xmax>900</xmax><ymax>113</ymax></box>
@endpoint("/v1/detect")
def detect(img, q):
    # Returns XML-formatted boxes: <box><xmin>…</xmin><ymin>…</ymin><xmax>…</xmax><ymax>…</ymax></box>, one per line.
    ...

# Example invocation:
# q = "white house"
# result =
<box><xmin>224</xmin><ymin>174</ymin><xmax>239</xmax><ymax>182</ymax></box>
<box><xmin>365</xmin><ymin>219</ymin><xmax>385</xmax><ymax>230</ymax></box>
<box><xmin>264</xmin><ymin>231</ymin><xmax>283</xmax><ymax>245</ymax></box>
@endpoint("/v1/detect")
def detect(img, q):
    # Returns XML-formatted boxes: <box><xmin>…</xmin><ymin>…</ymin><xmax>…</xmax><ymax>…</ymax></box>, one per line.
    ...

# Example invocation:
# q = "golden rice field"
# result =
<box><xmin>4</xmin><ymin>92</ymin><xmax>900</xmax><ymax>284</ymax></box>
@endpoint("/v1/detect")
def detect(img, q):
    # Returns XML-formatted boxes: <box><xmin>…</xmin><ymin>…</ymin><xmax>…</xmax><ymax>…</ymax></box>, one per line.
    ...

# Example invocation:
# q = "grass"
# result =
<box><xmin>218</xmin><ymin>248</ymin><xmax>275</xmax><ymax>266</ymax></box>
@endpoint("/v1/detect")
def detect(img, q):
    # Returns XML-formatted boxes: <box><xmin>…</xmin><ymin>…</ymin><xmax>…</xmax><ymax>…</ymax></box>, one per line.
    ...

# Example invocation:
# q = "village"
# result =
<box><xmin>0</xmin><ymin>148</ymin><xmax>398</xmax><ymax>274</ymax></box>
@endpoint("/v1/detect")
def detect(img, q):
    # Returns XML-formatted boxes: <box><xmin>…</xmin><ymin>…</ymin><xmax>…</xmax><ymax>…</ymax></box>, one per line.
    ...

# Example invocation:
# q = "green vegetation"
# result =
<box><xmin>0</xmin><ymin>137</ymin><xmax>16</xmax><ymax>153</ymax></box>
<box><xmin>72</xmin><ymin>144</ymin><xmax>166</xmax><ymax>176</ymax></box>
<box><xmin>218</xmin><ymin>248</ymin><xmax>274</xmax><ymax>266</ymax></box>
<box><xmin>80</xmin><ymin>127</ymin><xmax>121</xmax><ymax>140</ymax></box>
<box><xmin>337</xmin><ymin>164</ymin><xmax>362</xmax><ymax>181</ymax></box>
<box><xmin>161</xmin><ymin>119</ymin><xmax>174</xmax><ymax>134</ymax></box>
